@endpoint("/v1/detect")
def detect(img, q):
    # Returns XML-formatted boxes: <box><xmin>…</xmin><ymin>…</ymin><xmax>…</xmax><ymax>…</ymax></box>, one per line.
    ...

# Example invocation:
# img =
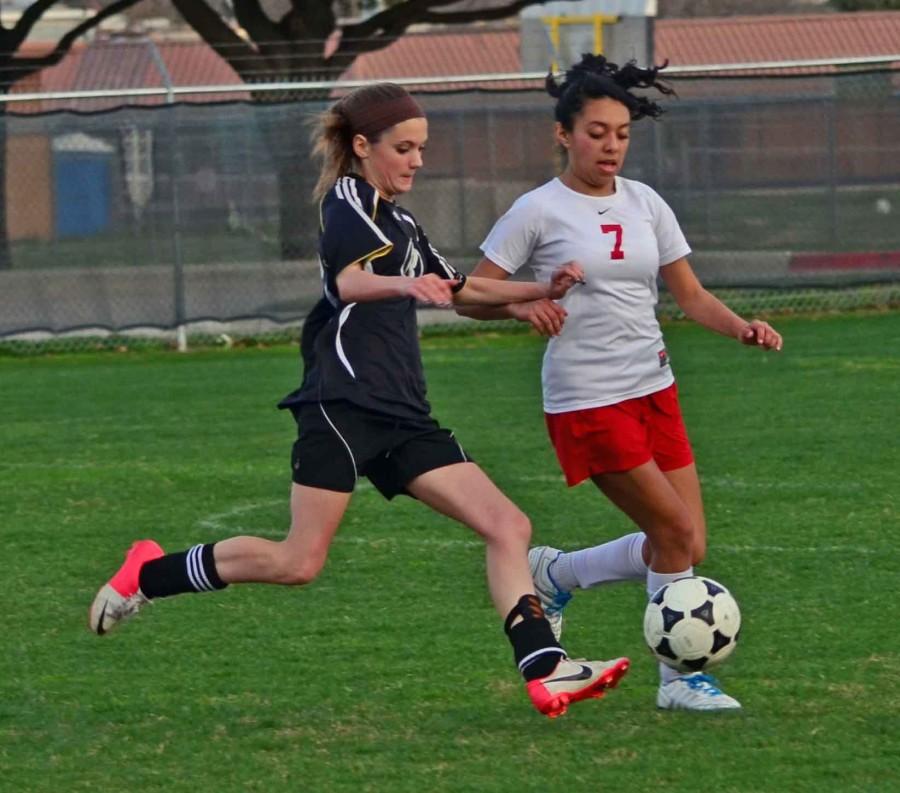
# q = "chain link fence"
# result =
<box><xmin>1</xmin><ymin>65</ymin><xmax>898</xmax><ymax>353</ymax></box>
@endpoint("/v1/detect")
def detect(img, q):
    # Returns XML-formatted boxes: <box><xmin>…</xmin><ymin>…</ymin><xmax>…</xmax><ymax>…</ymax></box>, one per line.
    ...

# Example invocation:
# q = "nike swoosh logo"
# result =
<box><xmin>545</xmin><ymin>664</ymin><xmax>593</xmax><ymax>683</ymax></box>
<box><xmin>96</xmin><ymin>601</ymin><xmax>108</xmax><ymax>635</ymax></box>
<box><xmin>597</xmin><ymin>209</ymin><xmax>611</xmax><ymax>215</ymax></box>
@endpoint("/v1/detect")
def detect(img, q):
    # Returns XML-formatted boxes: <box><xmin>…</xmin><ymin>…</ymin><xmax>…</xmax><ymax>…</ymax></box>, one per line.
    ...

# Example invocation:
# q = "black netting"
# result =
<box><xmin>1</xmin><ymin>69</ymin><xmax>898</xmax><ymax>345</ymax></box>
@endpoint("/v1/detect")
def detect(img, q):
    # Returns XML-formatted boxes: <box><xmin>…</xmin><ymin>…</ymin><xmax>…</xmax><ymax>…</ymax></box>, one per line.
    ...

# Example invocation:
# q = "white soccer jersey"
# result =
<box><xmin>481</xmin><ymin>176</ymin><xmax>691</xmax><ymax>413</ymax></box>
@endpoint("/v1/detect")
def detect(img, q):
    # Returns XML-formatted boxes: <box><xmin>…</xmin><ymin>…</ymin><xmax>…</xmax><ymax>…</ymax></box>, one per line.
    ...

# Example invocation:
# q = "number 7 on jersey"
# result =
<box><xmin>601</xmin><ymin>224</ymin><xmax>625</xmax><ymax>260</ymax></box>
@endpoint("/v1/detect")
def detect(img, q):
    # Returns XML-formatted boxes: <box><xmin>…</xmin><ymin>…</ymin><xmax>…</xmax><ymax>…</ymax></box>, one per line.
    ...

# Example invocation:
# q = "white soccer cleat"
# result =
<box><xmin>656</xmin><ymin>672</ymin><xmax>742</xmax><ymax>711</ymax></box>
<box><xmin>528</xmin><ymin>545</ymin><xmax>572</xmax><ymax>641</ymax></box>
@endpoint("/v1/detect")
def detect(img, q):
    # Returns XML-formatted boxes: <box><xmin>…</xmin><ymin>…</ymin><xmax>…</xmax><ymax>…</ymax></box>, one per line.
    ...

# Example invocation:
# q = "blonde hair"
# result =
<box><xmin>311</xmin><ymin>108</ymin><xmax>355</xmax><ymax>202</ymax></box>
<box><xmin>311</xmin><ymin>83</ymin><xmax>425</xmax><ymax>202</ymax></box>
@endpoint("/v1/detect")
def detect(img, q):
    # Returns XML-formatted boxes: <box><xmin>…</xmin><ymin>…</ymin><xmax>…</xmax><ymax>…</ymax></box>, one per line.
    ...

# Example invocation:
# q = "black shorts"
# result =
<box><xmin>290</xmin><ymin>400</ymin><xmax>473</xmax><ymax>500</ymax></box>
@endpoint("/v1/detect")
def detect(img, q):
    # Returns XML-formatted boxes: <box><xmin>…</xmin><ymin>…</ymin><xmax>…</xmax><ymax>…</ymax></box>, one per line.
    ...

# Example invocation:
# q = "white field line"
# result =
<box><xmin>195</xmin><ymin>500</ymin><xmax>882</xmax><ymax>555</ymax></box>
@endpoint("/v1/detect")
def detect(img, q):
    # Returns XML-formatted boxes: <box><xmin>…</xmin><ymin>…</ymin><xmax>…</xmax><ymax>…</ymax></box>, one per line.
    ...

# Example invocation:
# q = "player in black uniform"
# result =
<box><xmin>88</xmin><ymin>83</ymin><xmax>629</xmax><ymax>717</ymax></box>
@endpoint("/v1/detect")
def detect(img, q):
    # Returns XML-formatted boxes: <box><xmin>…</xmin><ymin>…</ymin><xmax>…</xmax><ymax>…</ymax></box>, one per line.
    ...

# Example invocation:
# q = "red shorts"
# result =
<box><xmin>545</xmin><ymin>383</ymin><xmax>694</xmax><ymax>486</ymax></box>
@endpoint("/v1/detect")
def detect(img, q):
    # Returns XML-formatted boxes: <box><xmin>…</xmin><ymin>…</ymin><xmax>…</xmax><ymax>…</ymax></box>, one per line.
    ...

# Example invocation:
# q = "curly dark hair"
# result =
<box><xmin>546</xmin><ymin>53</ymin><xmax>675</xmax><ymax>129</ymax></box>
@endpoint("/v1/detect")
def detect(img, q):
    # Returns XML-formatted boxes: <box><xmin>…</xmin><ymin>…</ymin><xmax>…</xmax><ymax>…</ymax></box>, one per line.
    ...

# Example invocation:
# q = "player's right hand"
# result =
<box><xmin>405</xmin><ymin>273</ymin><xmax>455</xmax><ymax>308</ymax></box>
<box><xmin>547</xmin><ymin>261</ymin><xmax>586</xmax><ymax>299</ymax></box>
<box><xmin>509</xmin><ymin>299</ymin><xmax>569</xmax><ymax>336</ymax></box>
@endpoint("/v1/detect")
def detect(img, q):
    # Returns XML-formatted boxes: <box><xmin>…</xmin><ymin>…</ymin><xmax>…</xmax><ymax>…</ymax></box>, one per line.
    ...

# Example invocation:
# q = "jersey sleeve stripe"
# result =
<box><xmin>339</xmin><ymin>177</ymin><xmax>392</xmax><ymax>247</ymax></box>
<box><xmin>427</xmin><ymin>241</ymin><xmax>459</xmax><ymax>280</ymax></box>
<box><xmin>333</xmin><ymin>176</ymin><xmax>394</xmax><ymax>267</ymax></box>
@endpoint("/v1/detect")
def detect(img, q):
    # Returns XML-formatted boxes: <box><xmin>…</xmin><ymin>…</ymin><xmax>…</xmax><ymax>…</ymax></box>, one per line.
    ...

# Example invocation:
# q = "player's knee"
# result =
<box><xmin>509</xmin><ymin>510</ymin><xmax>533</xmax><ymax>548</ymax></box>
<box><xmin>691</xmin><ymin>537</ymin><xmax>707</xmax><ymax>566</ymax></box>
<box><xmin>657</xmin><ymin>518</ymin><xmax>694</xmax><ymax>558</ymax></box>
<box><xmin>484</xmin><ymin>507</ymin><xmax>532</xmax><ymax>550</ymax></box>
<box><xmin>278</xmin><ymin>550</ymin><xmax>327</xmax><ymax>586</ymax></box>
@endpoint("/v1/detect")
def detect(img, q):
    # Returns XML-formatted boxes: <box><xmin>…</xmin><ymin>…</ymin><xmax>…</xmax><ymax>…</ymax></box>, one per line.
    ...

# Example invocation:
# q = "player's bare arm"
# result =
<box><xmin>453</xmin><ymin>261</ymin><xmax>583</xmax><ymax>307</ymax></box>
<box><xmin>336</xmin><ymin>261</ymin><xmax>457</xmax><ymax>307</ymax></box>
<box><xmin>661</xmin><ymin>258</ymin><xmax>783</xmax><ymax>351</ymax></box>
<box><xmin>456</xmin><ymin>258</ymin><xmax>573</xmax><ymax>335</ymax></box>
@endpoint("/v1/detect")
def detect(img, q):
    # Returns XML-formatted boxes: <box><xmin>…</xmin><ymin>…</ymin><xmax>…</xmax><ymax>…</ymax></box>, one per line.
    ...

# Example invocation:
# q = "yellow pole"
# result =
<box><xmin>550</xmin><ymin>17</ymin><xmax>561</xmax><ymax>73</ymax></box>
<box><xmin>594</xmin><ymin>15</ymin><xmax>604</xmax><ymax>54</ymax></box>
<box><xmin>543</xmin><ymin>14</ymin><xmax>618</xmax><ymax>69</ymax></box>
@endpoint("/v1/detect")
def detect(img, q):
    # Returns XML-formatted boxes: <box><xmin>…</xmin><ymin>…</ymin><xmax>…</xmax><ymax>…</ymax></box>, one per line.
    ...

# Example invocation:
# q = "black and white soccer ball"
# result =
<box><xmin>643</xmin><ymin>575</ymin><xmax>741</xmax><ymax>673</ymax></box>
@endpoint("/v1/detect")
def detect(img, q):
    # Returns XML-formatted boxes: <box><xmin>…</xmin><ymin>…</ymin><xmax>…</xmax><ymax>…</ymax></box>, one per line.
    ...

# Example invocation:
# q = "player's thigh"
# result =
<box><xmin>591</xmin><ymin>459</ymin><xmax>695</xmax><ymax>546</ymax></box>
<box><xmin>406</xmin><ymin>462</ymin><xmax>531</xmax><ymax>544</ymax></box>
<box><xmin>662</xmin><ymin>463</ymin><xmax>707</xmax><ymax>560</ymax></box>
<box><xmin>283</xmin><ymin>482</ymin><xmax>352</xmax><ymax>567</ymax></box>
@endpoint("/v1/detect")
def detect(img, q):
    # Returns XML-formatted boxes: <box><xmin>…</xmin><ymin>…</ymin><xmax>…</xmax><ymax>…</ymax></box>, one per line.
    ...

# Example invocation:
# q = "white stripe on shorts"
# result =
<box><xmin>319</xmin><ymin>402</ymin><xmax>358</xmax><ymax>481</ymax></box>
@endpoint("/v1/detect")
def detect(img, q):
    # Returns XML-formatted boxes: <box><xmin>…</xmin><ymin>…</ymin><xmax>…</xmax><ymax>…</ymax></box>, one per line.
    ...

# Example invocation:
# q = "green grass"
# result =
<box><xmin>1</xmin><ymin>313</ymin><xmax>899</xmax><ymax>792</ymax></box>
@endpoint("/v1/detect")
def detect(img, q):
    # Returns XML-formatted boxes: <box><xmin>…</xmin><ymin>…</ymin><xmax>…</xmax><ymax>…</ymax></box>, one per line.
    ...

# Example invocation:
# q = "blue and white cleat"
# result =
<box><xmin>528</xmin><ymin>545</ymin><xmax>572</xmax><ymax>641</ymax></box>
<box><xmin>657</xmin><ymin>673</ymin><xmax>742</xmax><ymax>711</ymax></box>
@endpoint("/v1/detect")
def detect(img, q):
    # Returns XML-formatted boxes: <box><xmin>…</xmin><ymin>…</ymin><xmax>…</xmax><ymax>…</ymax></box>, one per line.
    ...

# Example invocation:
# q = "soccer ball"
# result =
<box><xmin>643</xmin><ymin>576</ymin><xmax>741</xmax><ymax>673</ymax></box>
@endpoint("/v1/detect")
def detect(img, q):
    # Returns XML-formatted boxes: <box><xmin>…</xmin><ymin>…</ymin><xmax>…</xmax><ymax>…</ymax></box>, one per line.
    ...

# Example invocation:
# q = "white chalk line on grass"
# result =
<box><xmin>197</xmin><ymin>499</ymin><xmax>284</xmax><ymax>532</ymax></box>
<box><xmin>194</xmin><ymin>500</ymin><xmax>883</xmax><ymax>556</ymax></box>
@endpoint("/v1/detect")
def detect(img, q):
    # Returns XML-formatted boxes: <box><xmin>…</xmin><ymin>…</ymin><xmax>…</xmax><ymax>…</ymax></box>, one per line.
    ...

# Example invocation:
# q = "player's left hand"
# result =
<box><xmin>739</xmin><ymin>319</ymin><xmax>783</xmax><ymax>351</ymax></box>
<box><xmin>547</xmin><ymin>261</ymin><xmax>586</xmax><ymax>299</ymax></box>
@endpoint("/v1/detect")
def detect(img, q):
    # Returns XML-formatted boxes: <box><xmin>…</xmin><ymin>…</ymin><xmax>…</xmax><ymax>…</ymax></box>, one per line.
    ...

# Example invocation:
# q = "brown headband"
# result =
<box><xmin>342</xmin><ymin>94</ymin><xmax>425</xmax><ymax>139</ymax></box>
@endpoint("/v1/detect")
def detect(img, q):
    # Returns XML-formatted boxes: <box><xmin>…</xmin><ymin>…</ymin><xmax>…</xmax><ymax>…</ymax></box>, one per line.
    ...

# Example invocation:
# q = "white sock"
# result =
<box><xmin>552</xmin><ymin>532</ymin><xmax>648</xmax><ymax>592</ymax></box>
<box><xmin>647</xmin><ymin>566</ymin><xmax>694</xmax><ymax>686</ymax></box>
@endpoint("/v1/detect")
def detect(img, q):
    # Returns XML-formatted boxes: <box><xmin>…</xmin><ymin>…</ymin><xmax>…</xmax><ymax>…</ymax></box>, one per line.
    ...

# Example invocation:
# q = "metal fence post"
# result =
<box><xmin>455</xmin><ymin>110</ymin><xmax>468</xmax><ymax>251</ymax></box>
<box><xmin>826</xmin><ymin>97</ymin><xmax>839</xmax><ymax>251</ymax></box>
<box><xmin>147</xmin><ymin>39</ymin><xmax>187</xmax><ymax>352</ymax></box>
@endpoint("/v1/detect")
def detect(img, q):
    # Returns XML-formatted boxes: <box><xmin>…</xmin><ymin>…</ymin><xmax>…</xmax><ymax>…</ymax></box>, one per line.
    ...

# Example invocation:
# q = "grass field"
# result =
<box><xmin>1</xmin><ymin>312</ymin><xmax>898</xmax><ymax>792</ymax></box>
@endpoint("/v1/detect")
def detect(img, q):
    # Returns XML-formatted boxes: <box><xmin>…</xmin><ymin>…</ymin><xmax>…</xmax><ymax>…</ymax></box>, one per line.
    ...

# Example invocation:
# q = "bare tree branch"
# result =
<box><xmin>174</xmin><ymin>0</ymin><xmax>582</xmax><ymax>83</ymax></box>
<box><xmin>5</xmin><ymin>0</ymin><xmax>57</xmax><ymax>51</ymax></box>
<box><xmin>344</xmin><ymin>0</ymin><xmax>570</xmax><ymax>41</ymax></box>
<box><xmin>1</xmin><ymin>0</ymin><xmax>145</xmax><ymax>90</ymax></box>
<box><xmin>329</xmin><ymin>29</ymin><xmax>406</xmax><ymax>69</ymax></box>
<box><xmin>335</xmin><ymin>0</ymin><xmax>574</xmax><ymax>70</ymax></box>
<box><xmin>282</xmin><ymin>0</ymin><xmax>337</xmax><ymax>40</ymax></box>
<box><xmin>232</xmin><ymin>0</ymin><xmax>282</xmax><ymax>45</ymax></box>
<box><xmin>171</xmin><ymin>0</ymin><xmax>267</xmax><ymax>78</ymax></box>
<box><xmin>343</xmin><ymin>0</ymin><xmax>436</xmax><ymax>40</ymax></box>
<box><xmin>420</xmin><ymin>0</ymin><xmax>541</xmax><ymax>25</ymax></box>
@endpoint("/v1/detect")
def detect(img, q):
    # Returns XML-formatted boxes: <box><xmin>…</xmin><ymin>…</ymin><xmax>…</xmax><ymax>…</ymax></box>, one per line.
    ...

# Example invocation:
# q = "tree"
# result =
<box><xmin>171</xmin><ymin>0</ymin><xmax>580</xmax><ymax>258</ymax></box>
<box><xmin>0</xmin><ymin>0</ymin><xmax>144</xmax><ymax>269</ymax></box>
<box><xmin>172</xmin><ymin>1</ymin><xmax>562</xmax><ymax>84</ymax></box>
<box><xmin>658</xmin><ymin>0</ymin><xmax>835</xmax><ymax>16</ymax></box>
<box><xmin>829</xmin><ymin>0</ymin><xmax>900</xmax><ymax>9</ymax></box>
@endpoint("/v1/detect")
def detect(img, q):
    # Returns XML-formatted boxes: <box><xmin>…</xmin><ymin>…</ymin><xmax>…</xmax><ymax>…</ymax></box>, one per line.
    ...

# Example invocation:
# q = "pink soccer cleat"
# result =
<box><xmin>89</xmin><ymin>540</ymin><xmax>164</xmax><ymax>635</ymax></box>
<box><xmin>526</xmin><ymin>656</ymin><xmax>630</xmax><ymax>718</ymax></box>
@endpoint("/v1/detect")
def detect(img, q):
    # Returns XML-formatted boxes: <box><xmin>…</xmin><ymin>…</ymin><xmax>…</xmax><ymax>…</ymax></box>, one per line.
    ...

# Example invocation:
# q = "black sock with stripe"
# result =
<box><xmin>504</xmin><ymin>594</ymin><xmax>565</xmax><ymax>681</ymax></box>
<box><xmin>138</xmin><ymin>543</ymin><xmax>228</xmax><ymax>599</ymax></box>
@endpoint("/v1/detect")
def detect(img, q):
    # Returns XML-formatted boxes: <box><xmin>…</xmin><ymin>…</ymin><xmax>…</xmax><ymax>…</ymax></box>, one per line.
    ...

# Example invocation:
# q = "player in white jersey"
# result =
<box><xmin>460</xmin><ymin>54</ymin><xmax>783</xmax><ymax>711</ymax></box>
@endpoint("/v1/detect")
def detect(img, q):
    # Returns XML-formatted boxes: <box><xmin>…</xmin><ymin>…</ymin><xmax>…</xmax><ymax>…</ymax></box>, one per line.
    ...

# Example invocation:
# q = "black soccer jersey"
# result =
<box><xmin>279</xmin><ymin>174</ymin><xmax>463</xmax><ymax>420</ymax></box>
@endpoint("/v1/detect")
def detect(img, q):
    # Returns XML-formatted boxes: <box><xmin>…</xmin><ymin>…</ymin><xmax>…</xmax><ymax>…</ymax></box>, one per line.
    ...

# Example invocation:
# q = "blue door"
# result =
<box><xmin>54</xmin><ymin>153</ymin><xmax>111</xmax><ymax>238</ymax></box>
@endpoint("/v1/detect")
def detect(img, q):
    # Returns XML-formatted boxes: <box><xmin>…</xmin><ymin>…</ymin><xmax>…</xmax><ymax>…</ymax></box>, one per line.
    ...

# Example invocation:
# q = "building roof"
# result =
<box><xmin>10</xmin><ymin>38</ymin><xmax>247</xmax><ymax>112</ymax></box>
<box><xmin>654</xmin><ymin>11</ymin><xmax>900</xmax><ymax>68</ymax></box>
<box><xmin>341</xmin><ymin>25</ymin><xmax>526</xmax><ymax>89</ymax></box>
<box><xmin>342</xmin><ymin>11</ymin><xmax>900</xmax><ymax>86</ymax></box>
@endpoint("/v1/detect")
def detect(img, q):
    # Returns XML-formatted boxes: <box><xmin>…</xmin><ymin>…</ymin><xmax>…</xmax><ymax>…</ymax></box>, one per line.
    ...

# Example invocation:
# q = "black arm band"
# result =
<box><xmin>450</xmin><ymin>272</ymin><xmax>468</xmax><ymax>293</ymax></box>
